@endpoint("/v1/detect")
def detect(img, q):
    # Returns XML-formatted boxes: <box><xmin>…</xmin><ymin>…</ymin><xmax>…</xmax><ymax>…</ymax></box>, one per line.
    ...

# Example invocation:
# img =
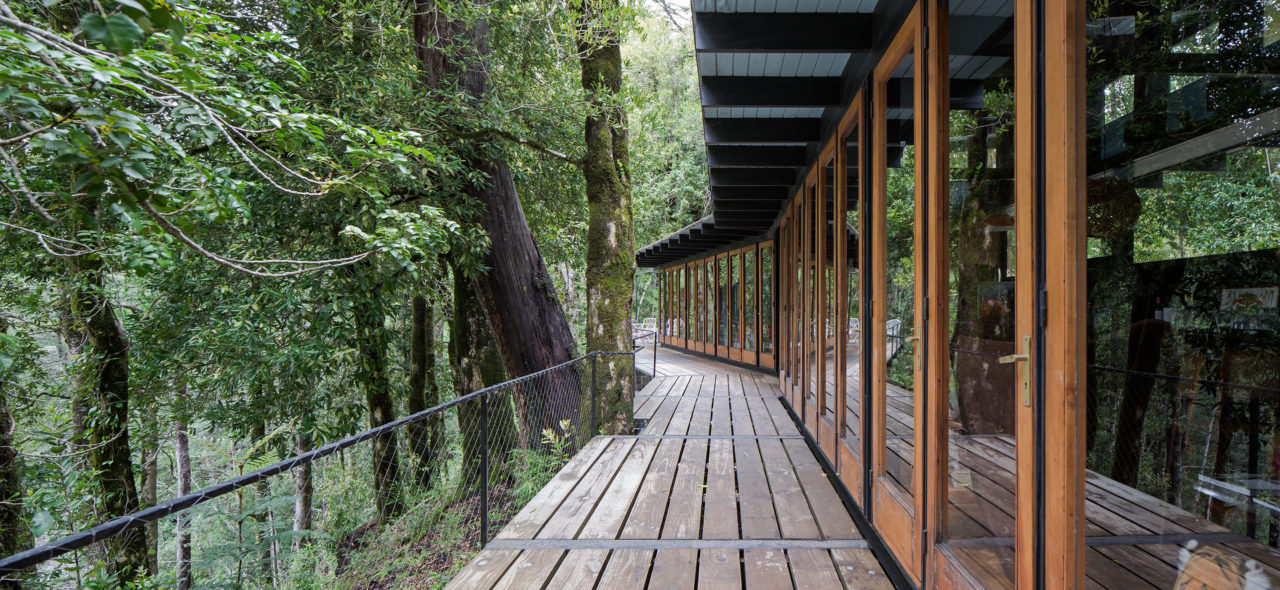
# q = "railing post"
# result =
<box><xmin>590</xmin><ymin>354</ymin><xmax>598</xmax><ymax>436</ymax></box>
<box><xmin>652</xmin><ymin>332</ymin><xmax>657</xmax><ymax>377</ymax></box>
<box><xmin>480</xmin><ymin>392</ymin><xmax>489</xmax><ymax>547</ymax></box>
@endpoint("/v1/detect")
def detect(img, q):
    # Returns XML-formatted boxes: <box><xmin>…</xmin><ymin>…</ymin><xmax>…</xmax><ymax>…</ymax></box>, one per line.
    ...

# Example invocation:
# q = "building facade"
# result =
<box><xmin>639</xmin><ymin>1</ymin><xmax>1280</xmax><ymax>588</ymax></box>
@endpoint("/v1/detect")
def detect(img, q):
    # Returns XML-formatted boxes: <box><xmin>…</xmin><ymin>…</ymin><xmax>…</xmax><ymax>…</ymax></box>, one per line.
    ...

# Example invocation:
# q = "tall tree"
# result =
<box><xmin>0</xmin><ymin>317</ymin><xmax>27</xmax><ymax>590</ymax></box>
<box><xmin>412</xmin><ymin>0</ymin><xmax>581</xmax><ymax>445</ymax></box>
<box><xmin>578</xmin><ymin>0</ymin><xmax>635</xmax><ymax>434</ymax></box>
<box><xmin>406</xmin><ymin>293</ymin><xmax>444</xmax><ymax>488</ymax></box>
<box><xmin>450</xmin><ymin>267</ymin><xmax>518</xmax><ymax>489</ymax></box>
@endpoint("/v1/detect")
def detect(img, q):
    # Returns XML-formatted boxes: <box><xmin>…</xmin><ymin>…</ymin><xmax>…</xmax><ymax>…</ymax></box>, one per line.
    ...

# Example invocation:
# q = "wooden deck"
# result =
<box><xmin>447</xmin><ymin>348</ymin><xmax>892</xmax><ymax>589</ymax></box>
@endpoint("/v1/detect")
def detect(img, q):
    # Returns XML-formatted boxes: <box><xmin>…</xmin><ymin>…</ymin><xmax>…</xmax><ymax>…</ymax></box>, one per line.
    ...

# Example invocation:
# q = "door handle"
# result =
<box><xmin>905</xmin><ymin>336</ymin><xmax>920</xmax><ymax>371</ymax></box>
<box><xmin>999</xmin><ymin>335</ymin><xmax>1032</xmax><ymax>407</ymax></box>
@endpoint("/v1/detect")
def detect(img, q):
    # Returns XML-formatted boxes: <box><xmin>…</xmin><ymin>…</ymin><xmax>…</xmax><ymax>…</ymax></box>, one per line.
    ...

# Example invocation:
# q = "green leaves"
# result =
<box><xmin>81</xmin><ymin>13</ymin><xmax>145</xmax><ymax>54</ymax></box>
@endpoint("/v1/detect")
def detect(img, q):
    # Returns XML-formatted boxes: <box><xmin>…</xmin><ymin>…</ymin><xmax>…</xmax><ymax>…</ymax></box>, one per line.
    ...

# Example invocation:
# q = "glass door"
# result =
<box><xmin>871</xmin><ymin>6</ymin><xmax>926</xmax><ymax>581</ymax></box>
<box><xmin>837</xmin><ymin>94</ymin><xmax>865</xmax><ymax>505</ymax></box>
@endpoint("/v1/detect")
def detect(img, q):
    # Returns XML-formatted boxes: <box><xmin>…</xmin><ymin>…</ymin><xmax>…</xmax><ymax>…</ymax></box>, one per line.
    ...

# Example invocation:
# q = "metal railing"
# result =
<box><xmin>1</xmin><ymin>349</ymin><xmax>643</xmax><ymax>586</ymax></box>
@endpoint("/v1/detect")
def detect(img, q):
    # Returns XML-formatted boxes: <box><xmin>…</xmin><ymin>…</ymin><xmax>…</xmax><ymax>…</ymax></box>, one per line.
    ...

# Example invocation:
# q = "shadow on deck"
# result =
<box><xmin>446</xmin><ymin>347</ymin><xmax>892</xmax><ymax>589</ymax></box>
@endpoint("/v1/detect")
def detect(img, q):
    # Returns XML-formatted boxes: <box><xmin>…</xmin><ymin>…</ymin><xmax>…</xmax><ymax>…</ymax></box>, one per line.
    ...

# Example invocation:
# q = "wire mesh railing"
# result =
<box><xmin>1</xmin><ymin>350</ymin><xmax>640</xmax><ymax>588</ymax></box>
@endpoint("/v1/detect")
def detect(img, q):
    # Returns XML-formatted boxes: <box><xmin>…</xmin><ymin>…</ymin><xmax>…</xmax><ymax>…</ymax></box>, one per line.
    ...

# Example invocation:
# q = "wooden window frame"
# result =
<box><xmin>836</xmin><ymin>91</ymin><xmax>865</xmax><ymax>505</ymax></box>
<box><xmin>870</xmin><ymin>4</ymin><xmax>926</xmax><ymax>581</ymax></box>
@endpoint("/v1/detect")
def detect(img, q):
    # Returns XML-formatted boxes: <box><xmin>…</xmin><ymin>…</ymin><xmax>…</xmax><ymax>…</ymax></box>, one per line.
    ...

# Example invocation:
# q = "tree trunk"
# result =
<box><xmin>413</xmin><ymin>0</ymin><xmax>581</xmax><ymax>447</ymax></box>
<box><xmin>471</xmin><ymin>162</ymin><xmax>583</xmax><ymax>443</ymax></box>
<box><xmin>450</xmin><ymin>266</ymin><xmax>518</xmax><ymax>490</ymax></box>
<box><xmin>293</xmin><ymin>432</ymin><xmax>312</xmax><ymax>550</ymax></box>
<box><xmin>62</xmin><ymin>257</ymin><xmax>146</xmax><ymax>581</ymax></box>
<box><xmin>349</xmin><ymin>273</ymin><xmax>403</xmax><ymax>522</ymax></box>
<box><xmin>0</xmin><ymin>318</ymin><xmax>29</xmax><ymax>590</ymax></box>
<box><xmin>175</xmin><ymin>413</ymin><xmax>192</xmax><ymax>590</ymax></box>
<box><xmin>579</xmin><ymin>2</ymin><xmax>635</xmax><ymax>435</ymax></box>
<box><xmin>250</xmin><ymin>421</ymin><xmax>274</xmax><ymax>585</ymax></box>
<box><xmin>406</xmin><ymin>294</ymin><xmax>444</xmax><ymax>489</ymax></box>
<box><xmin>141</xmin><ymin>420</ymin><xmax>159</xmax><ymax>577</ymax></box>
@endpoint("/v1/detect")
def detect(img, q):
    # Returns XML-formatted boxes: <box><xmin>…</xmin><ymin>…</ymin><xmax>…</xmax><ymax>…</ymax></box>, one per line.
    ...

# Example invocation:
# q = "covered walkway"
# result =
<box><xmin>446</xmin><ymin>348</ymin><xmax>892</xmax><ymax>589</ymax></box>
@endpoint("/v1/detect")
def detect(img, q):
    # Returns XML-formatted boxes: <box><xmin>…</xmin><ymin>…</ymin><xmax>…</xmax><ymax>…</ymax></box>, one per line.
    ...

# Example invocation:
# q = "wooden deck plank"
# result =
<box><xmin>697</xmin><ymin>549</ymin><xmax>742</xmax><ymax>589</ymax></box>
<box><xmin>536</xmin><ymin>438</ymin><xmax>637</xmax><ymax>539</ymax></box>
<box><xmin>759</xmin><ymin>438</ymin><xmax>822</xmax><ymax>539</ymax></box>
<box><xmin>579</xmin><ymin>438</ymin><xmax>661</xmax><ymax>539</ymax></box>
<box><xmin>831</xmin><ymin>548</ymin><xmax>894</xmax><ymax>589</ymax></box>
<box><xmin>734</xmin><ymin>439</ymin><xmax>782</xmax><ymax>539</ymax></box>
<box><xmin>496</xmin><ymin>438</ymin><xmax>612</xmax><ymax>540</ymax></box>
<box><xmin>787</xmin><ymin>548</ymin><xmax>844</xmax><ymax>588</ymax></box>
<box><xmin>744</xmin><ymin>395</ymin><xmax>778</xmax><ymax>436</ymax></box>
<box><xmin>688</xmin><ymin>396</ymin><xmax>713</xmax><ymax>436</ymax></box>
<box><xmin>596</xmin><ymin>549</ymin><xmax>654</xmax><ymax>590</ymax></box>
<box><xmin>491</xmin><ymin>549</ymin><xmax>564</xmax><ymax>590</ymax></box>
<box><xmin>444</xmin><ymin>549</ymin><xmax>521</xmax><ymax>590</ymax></box>
<box><xmin>743</xmin><ymin>548</ymin><xmax>794</xmax><ymax>590</ymax></box>
<box><xmin>544</xmin><ymin>549</ymin><xmax>609</xmax><ymax>587</ymax></box>
<box><xmin>710</xmin><ymin>396</ymin><xmax>732</xmax><ymax>435</ymax></box>
<box><xmin>701</xmin><ymin>439</ymin><xmax>740</xmax><ymax>539</ymax></box>
<box><xmin>730</xmin><ymin>395</ymin><xmax>756</xmax><ymax>436</ymax></box>
<box><xmin>620</xmin><ymin>439</ymin><xmax>684</xmax><ymax>540</ymax></box>
<box><xmin>648</xmin><ymin>549</ymin><xmax>698</xmax><ymax>588</ymax></box>
<box><xmin>661</xmin><ymin>439</ymin><xmax>710</xmax><ymax>539</ymax></box>
<box><xmin>783</xmin><ymin>438</ymin><xmax>859</xmax><ymax>540</ymax></box>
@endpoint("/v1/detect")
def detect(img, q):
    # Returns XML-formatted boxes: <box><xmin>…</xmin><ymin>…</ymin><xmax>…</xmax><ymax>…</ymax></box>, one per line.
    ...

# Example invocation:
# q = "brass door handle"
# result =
<box><xmin>999</xmin><ymin>335</ymin><xmax>1032</xmax><ymax>406</ymax></box>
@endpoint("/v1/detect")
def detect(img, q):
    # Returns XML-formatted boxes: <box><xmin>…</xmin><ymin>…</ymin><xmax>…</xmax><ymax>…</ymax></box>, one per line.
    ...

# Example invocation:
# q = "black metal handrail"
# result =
<box><xmin>0</xmin><ymin>349</ymin><xmax>638</xmax><ymax>576</ymax></box>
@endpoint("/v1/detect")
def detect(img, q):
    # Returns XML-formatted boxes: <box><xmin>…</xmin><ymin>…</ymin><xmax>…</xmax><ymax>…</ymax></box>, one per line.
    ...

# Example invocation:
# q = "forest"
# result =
<box><xmin>0</xmin><ymin>0</ymin><xmax>704</xmax><ymax>587</ymax></box>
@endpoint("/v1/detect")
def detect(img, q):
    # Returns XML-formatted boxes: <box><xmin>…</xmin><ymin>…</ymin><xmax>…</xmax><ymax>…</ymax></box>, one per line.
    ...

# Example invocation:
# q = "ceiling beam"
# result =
<box><xmin>710</xmin><ymin>186</ymin><xmax>790</xmax><ymax>201</ymax></box>
<box><xmin>704</xmin><ymin>118</ymin><xmax>821</xmax><ymax>144</ymax></box>
<box><xmin>709</xmin><ymin>168</ymin><xmax>796</xmax><ymax>186</ymax></box>
<box><xmin>707</xmin><ymin>145</ymin><xmax>808</xmax><ymax>167</ymax></box>
<box><xmin>712</xmin><ymin>200</ymin><xmax>785</xmax><ymax>212</ymax></box>
<box><xmin>701</xmin><ymin>76</ymin><xmax>841</xmax><ymax>108</ymax></box>
<box><xmin>693</xmin><ymin>13</ymin><xmax>873</xmax><ymax>53</ymax></box>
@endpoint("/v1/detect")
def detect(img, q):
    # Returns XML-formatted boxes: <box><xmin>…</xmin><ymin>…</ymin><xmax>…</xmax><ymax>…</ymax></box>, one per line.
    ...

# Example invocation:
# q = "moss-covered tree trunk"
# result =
<box><xmin>174</xmin><ymin>405</ymin><xmax>192</xmax><ymax>590</ymax></box>
<box><xmin>450</xmin><ymin>266</ymin><xmax>518</xmax><ymax>491</ymax></box>
<box><xmin>62</xmin><ymin>253</ymin><xmax>147</xmax><ymax>581</ymax></box>
<box><xmin>0</xmin><ymin>318</ymin><xmax>28</xmax><ymax>590</ymax></box>
<box><xmin>406</xmin><ymin>294</ymin><xmax>444</xmax><ymax>489</ymax></box>
<box><xmin>578</xmin><ymin>0</ymin><xmax>635</xmax><ymax>434</ymax></box>
<box><xmin>348</xmin><ymin>269</ymin><xmax>404</xmax><ymax>522</ymax></box>
<box><xmin>292</xmin><ymin>431</ymin><xmax>312</xmax><ymax>550</ymax></box>
<box><xmin>413</xmin><ymin>0</ymin><xmax>581</xmax><ymax>448</ymax></box>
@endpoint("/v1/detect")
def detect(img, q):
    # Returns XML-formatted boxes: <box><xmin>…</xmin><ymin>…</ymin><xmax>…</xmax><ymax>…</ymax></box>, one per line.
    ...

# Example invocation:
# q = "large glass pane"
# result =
<box><xmin>746</xmin><ymin>249</ymin><xmax>757</xmax><ymax>352</ymax></box>
<box><xmin>825</xmin><ymin>158</ymin><xmax>839</xmax><ymax>419</ymax></box>
<box><xmin>882</xmin><ymin>51</ymin><xmax>917</xmax><ymax>498</ymax></box>
<box><xmin>718</xmin><ymin>256</ymin><xmax>728</xmax><ymax>347</ymax></box>
<box><xmin>795</xmin><ymin>203</ymin><xmax>805</xmax><ymax>382</ymax></box>
<box><xmin>844</xmin><ymin>126</ymin><xmax>863</xmax><ymax>456</ymax></box>
<box><xmin>762</xmin><ymin>244</ymin><xmax>775</xmax><ymax>354</ymax></box>
<box><xmin>808</xmin><ymin>185</ymin><xmax>821</xmax><ymax>410</ymax></box>
<box><xmin>942</xmin><ymin>4</ymin><xmax>1017</xmax><ymax>581</ymax></box>
<box><xmin>1083</xmin><ymin>1</ymin><xmax>1280</xmax><ymax>586</ymax></box>
<box><xmin>731</xmin><ymin>254</ymin><xmax>741</xmax><ymax>349</ymax></box>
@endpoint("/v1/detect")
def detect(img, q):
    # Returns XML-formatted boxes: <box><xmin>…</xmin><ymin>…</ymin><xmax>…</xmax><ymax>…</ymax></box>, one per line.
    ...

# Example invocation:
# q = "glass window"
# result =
<box><xmin>1082</xmin><ymin>2</ymin><xmax>1280</xmax><ymax>585</ymax></box>
<box><xmin>731</xmin><ymin>253</ymin><xmax>741</xmax><ymax>349</ymax></box>
<box><xmin>746</xmin><ymin>248</ymin><xmax>757</xmax><ymax>352</ymax></box>
<box><xmin>882</xmin><ymin>50</ymin><xmax>917</xmax><ymax>498</ymax></box>
<box><xmin>762</xmin><ymin>243</ymin><xmax>774</xmax><ymax>354</ymax></box>
<box><xmin>825</xmin><ymin>157</ymin><xmax>838</xmax><ymax>419</ymax></box>
<box><xmin>942</xmin><ymin>2</ymin><xmax>1017</xmax><ymax>582</ymax></box>
<box><xmin>718</xmin><ymin>256</ymin><xmax>728</xmax><ymax>347</ymax></box>
<box><xmin>843</xmin><ymin>124</ymin><xmax>863</xmax><ymax>457</ymax></box>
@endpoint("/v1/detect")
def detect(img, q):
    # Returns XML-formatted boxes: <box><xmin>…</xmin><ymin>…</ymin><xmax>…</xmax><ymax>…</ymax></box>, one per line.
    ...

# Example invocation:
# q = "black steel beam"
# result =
<box><xmin>704</xmin><ymin>118</ymin><xmax>821</xmax><ymax>144</ymax></box>
<box><xmin>709</xmin><ymin>168</ymin><xmax>796</xmax><ymax>186</ymax></box>
<box><xmin>884</xmin><ymin>78</ymin><xmax>985</xmax><ymax>109</ymax></box>
<box><xmin>712</xmin><ymin>200</ymin><xmax>785</xmax><ymax>212</ymax></box>
<box><xmin>707</xmin><ymin>145</ymin><xmax>807</xmax><ymax>167</ymax></box>
<box><xmin>693</xmin><ymin>13</ymin><xmax>873</xmax><ymax>53</ymax></box>
<box><xmin>710</xmin><ymin>186</ymin><xmax>790</xmax><ymax>201</ymax></box>
<box><xmin>701</xmin><ymin>76</ymin><xmax>841</xmax><ymax>108</ymax></box>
